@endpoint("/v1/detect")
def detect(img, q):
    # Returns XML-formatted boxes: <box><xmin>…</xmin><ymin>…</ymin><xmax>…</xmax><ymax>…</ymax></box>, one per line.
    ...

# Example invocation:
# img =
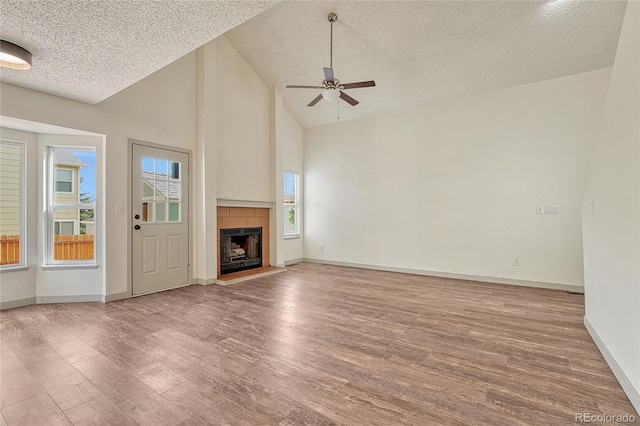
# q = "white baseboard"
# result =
<box><xmin>302</xmin><ymin>258</ymin><xmax>584</xmax><ymax>293</ymax></box>
<box><xmin>1</xmin><ymin>294</ymin><xmax>103</xmax><ymax>309</ymax></box>
<box><xmin>36</xmin><ymin>294</ymin><xmax>103</xmax><ymax>304</ymax></box>
<box><xmin>194</xmin><ymin>277</ymin><xmax>218</xmax><ymax>285</ymax></box>
<box><xmin>0</xmin><ymin>297</ymin><xmax>36</xmax><ymax>311</ymax></box>
<box><xmin>105</xmin><ymin>291</ymin><xmax>130</xmax><ymax>302</ymax></box>
<box><xmin>284</xmin><ymin>258</ymin><xmax>303</xmax><ymax>266</ymax></box>
<box><xmin>584</xmin><ymin>316</ymin><xmax>640</xmax><ymax>415</ymax></box>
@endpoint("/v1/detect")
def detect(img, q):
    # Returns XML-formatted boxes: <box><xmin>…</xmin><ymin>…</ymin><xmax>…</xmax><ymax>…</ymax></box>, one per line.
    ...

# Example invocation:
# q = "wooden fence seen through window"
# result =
<box><xmin>54</xmin><ymin>234</ymin><xmax>94</xmax><ymax>261</ymax></box>
<box><xmin>0</xmin><ymin>235</ymin><xmax>20</xmax><ymax>265</ymax></box>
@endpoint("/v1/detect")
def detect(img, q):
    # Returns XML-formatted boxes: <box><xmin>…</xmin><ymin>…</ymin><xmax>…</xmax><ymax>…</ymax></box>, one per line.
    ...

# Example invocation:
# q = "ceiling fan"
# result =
<box><xmin>286</xmin><ymin>13</ymin><xmax>376</xmax><ymax>107</ymax></box>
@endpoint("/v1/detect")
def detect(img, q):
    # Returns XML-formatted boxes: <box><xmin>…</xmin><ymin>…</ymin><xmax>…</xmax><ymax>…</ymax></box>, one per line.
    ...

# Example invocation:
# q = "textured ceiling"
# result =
<box><xmin>226</xmin><ymin>1</ymin><xmax>627</xmax><ymax>128</ymax></box>
<box><xmin>0</xmin><ymin>1</ymin><xmax>627</xmax><ymax>127</ymax></box>
<box><xmin>0</xmin><ymin>0</ymin><xmax>277</xmax><ymax>104</ymax></box>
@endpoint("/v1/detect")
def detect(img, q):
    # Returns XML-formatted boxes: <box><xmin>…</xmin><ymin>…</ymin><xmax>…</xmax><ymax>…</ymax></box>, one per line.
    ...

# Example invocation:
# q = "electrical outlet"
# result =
<box><xmin>590</xmin><ymin>200</ymin><xmax>595</xmax><ymax>215</ymax></box>
<box><xmin>320</xmin><ymin>244</ymin><xmax>325</xmax><ymax>252</ymax></box>
<box><xmin>544</xmin><ymin>206</ymin><xmax>558</xmax><ymax>214</ymax></box>
<box><xmin>115</xmin><ymin>204</ymin><xmax>124</xmax><ymax>215</ymax></box>
<box><xmin>513</xmin><ymin>257</ymin><xmax>520</xmax><ymax>266</ymax></box>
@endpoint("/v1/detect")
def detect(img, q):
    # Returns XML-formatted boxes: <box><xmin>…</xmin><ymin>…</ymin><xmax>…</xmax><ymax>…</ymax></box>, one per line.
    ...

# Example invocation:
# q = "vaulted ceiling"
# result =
<box><xmin>227</xmin><ymin>1</ymin><xmax>627</xmax><ymax>127</ymax></box>
<box><xmin>0</xmin><ymin>1</ymin><xmax>627</xmax><ymax>128</ymax></box>
<box><xmin>0</xmin><ymin>0</ymin><xmax>277</xmax><ymax>104</ymax></box>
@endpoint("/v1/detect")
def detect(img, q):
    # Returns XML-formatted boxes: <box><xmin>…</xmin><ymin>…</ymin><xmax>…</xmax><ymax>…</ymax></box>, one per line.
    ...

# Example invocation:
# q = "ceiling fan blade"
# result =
<box><xmin>339</xmin><ymin>80</ymin><xmax>376</xmax><ymax>90</ymax></box>
<box><xmin>339</xmin><ymin>91</ymin><xmax>359</xmax><ymax>106</ymax></box>
<box><xmin>287</xmin><ymin>85</ymin><xmax>325</xmax><ymax>89</ymax></box>
<box><xmin>307</xmin><ymin>93</ymin><xmax>323</xmax><ymax>107</ymax></box>
<box><xmin>323</xmin><ymin>67</ymin><xmax>334</xmax><ymax>83</ymax></box>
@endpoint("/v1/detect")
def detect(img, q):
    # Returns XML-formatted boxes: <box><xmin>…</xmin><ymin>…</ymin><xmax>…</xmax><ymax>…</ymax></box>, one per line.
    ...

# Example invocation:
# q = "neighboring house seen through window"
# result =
<box><xmin>55</xmin><ymin>168</ymin><xmax>73</xmax><ymax>193</ymax></box>
<box><xmin>47</xmin><ymin>147</ymin><xmax>96</xmax><ymax>264</ymax></box>
<box><xmin>0</xmin><ymin>140</ymin><xmax>26</xmax><ymax>268</ymax></box>
<box><xmin>54</xmin><ymin>221</ymin><xmax>75</xmax><ymax>235</ymax></box>
<box><xmin>283</xmin><ymin>171</ymin><xmax>300</xmax><ymax>238</ymax></box>
<box><xmin>141</xmin><ymin>157</ymin><xmax>182</xmax><ymax>223</ymax></box>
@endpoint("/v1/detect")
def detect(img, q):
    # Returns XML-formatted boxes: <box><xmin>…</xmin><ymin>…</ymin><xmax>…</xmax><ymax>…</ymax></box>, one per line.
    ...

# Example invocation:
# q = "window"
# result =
<box><xmin>54</xmin><ymin>168</ymin><xmax>73</xmax><ymax>193</ymax></box>
<box><xmin>0</xmin><ymin>140</ymin><xmax>26</xmax><ymax>268</ymax></box>
<box><xmin>54</xmin><ymin>221</ymin><xmax>75</xmax><ymax>235</ymax></box>
<box><xmin>47</xmin><ymin>147</ymin><xmax>96</xmax><ymax>264</ymax></box>
<box><xmin>283</xmin><ymin>171</ymin><xmax>300</xmax><ymax>238</ymax></box>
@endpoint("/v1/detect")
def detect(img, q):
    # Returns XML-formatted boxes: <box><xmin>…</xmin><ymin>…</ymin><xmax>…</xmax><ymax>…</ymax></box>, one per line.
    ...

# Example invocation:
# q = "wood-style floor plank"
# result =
<box><xmin>64</xmin><ymin>395</ymin><xmax>137</xmax><ymax>426</ymax></box>
<box><xmin>1</xmin><ymin>394</ymin><xmax>71</xmax><ymax>426</ymax></box>
<box><xmin>14</xmin><ymin>344</ymin><xmax>101</xmax><ymax>411</ymax></box>
<box><xmin>0</xmin><ymin>262</ymin><xmax>637</xmax><ymax>425</ymax></box>
<box><xmin>0</xmin><ymin>347</ymin><xmax>46</xmax><ymax>409</ymax></box>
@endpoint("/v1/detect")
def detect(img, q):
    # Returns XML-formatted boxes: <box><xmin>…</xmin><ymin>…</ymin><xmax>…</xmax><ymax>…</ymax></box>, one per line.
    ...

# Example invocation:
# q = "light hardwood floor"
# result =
<box><xmin>1</xmin><ymin>263</ymin><xmax>637</xmax><ymax>425</ymax></box>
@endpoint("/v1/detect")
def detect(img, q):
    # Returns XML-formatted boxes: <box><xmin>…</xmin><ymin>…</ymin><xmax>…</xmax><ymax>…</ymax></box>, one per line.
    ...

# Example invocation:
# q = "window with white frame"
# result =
<box><xmin>0</xmin><ymin>140</ymin><xmax>26</xmax><ymax>268</ymax></box>
<box><xmin>283</xmin><ymin>171</ymin><xmax>300</xmax><ymax>238</ymax></box>
<box><xmin>47</xmin><ymin>147</ymin><xmax>96</xmax><ymax>264</ymax></box>
<box><xmin>54</xmin><ymin>221</ymin><xmax>75</xmax><ymax>235</ymax></box>
<box><xmin>54</xmin><ymin>168</ymin><xmax>74</xmax><ymax>193</ymax></box>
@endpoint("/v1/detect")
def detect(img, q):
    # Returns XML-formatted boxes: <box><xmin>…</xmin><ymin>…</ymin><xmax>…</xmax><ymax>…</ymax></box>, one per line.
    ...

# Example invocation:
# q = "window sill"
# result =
<box><xmin>0</xmin><ymin>265</ymin><xmax>31</xmax><ymax>273</ymax></box>
<box><xmin>41</xmin><ymin>264</ymin><xmax>99</xmax><ymax>271</ymax></box>
<box><xmin>284</xmin><ymin>234</ymin><xmax>301</xmax><ymax>240</ymax></box>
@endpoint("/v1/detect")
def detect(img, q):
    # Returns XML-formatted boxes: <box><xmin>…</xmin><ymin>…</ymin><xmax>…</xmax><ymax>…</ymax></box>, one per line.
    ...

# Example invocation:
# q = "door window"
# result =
<box><xmin>141</xmin><ymin>157</ymin><xmax>182</xmax><ymax>223</ymax></box>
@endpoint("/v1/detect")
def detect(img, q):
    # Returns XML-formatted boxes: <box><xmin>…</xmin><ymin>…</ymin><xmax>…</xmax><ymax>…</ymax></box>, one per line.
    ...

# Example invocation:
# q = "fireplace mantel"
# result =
<box><xmin>217</xmin><ymin>198</ymin><xmax>274</xmax><ymax>209</ymax></box>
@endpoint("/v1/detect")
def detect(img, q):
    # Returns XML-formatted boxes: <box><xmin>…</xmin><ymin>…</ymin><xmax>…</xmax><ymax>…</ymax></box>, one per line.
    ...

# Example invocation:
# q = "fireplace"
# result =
<box><xmin>220</xmin><ymin>227</ymin><xmax>262</xmax><ymax>275</ymax></box>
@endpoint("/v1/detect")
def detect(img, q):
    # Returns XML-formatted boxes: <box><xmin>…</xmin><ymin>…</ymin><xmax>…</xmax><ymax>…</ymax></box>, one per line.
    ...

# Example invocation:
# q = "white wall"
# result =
<box><xmin>194</xmin><ymin>40</ymin><xmax>219</xmax><ymax>283</ymax></box>
<box><xmin>207</xmin><ymin>35</ymin><xmax>299</xmax><ymax>272</ymax></box>
<box><xmin>282</xmin><ymin>106</ymin><xmax>304</xmax><ymax>263</ymax></box>
<box><xmin>0</xmin><ymin>51</ymin><xmax>198</xmax><ymax>300</ymax></box>
<box><xmin>582</xmin><ymin>1</ymin><xmax>640</xmax><ymax>412</ymax></box>
<box><xmin>209</xmin><ymin>35</ymin><xmax>304</xmax><ymax>269</ymax></box>
<box><xmin>0</xmin><ymin>128</ymin><xmax>37</xmax><ymax>308</ymax></box>
<box><xmin>305</xmin><ymin>69</ymin><xmax>611</xmax><ymax>290</ymax></box>
<box><xmin>194</xmin><ymin>34</ymin><xmax>274</xmax><ymax>281</ymax></box>
<box><xmin>216</xmin><ymin>35</ymin><xmax>271</xmax><ymax>203</ymax></box>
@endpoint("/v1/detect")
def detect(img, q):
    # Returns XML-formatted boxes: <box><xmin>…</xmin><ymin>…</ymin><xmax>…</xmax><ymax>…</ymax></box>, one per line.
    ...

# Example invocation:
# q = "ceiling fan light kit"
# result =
<box><xmin>322</xmin><ymin>88</ymin><xmax>340</xmax><ymax>101</ymax></box>
<box><xmin>286</xmin><ymin>13</ymin><xmax>375</xmax><ymax>107</ymax></box>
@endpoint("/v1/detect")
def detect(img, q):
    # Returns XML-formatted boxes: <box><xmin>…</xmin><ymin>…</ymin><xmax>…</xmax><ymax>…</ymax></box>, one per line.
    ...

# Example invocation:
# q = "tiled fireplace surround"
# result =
<box><xmin>217</xmin><ymin>207</ymin><xmax>270</xmax><ymax>277</ymax></box>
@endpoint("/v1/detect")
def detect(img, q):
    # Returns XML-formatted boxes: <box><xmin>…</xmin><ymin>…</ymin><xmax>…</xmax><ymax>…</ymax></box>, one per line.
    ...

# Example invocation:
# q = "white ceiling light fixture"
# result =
<box><xmin>0</xmin><ymin>40</ymin><xmax>32</xmax><ymax>70</ymax></box>
<box><xmin>322</xmin><ymin>88</ymin><xmax>341</xmax><ymax>101</ymax></box>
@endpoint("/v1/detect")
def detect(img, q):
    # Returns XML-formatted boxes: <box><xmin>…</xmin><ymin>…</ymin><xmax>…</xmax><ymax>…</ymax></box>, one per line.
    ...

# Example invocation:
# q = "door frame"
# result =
<box><xmin>127</xmin><ymin>138</ymin><xmax>193</xmax><ymax>298</ymax></box>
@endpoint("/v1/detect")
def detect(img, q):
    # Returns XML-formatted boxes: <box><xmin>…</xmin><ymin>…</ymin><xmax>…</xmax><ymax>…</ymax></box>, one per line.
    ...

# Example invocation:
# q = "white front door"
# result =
<box><xmin>132</xmin><ymin>143</ymin><xmax>190</xmax><ymax>295</ymax></box>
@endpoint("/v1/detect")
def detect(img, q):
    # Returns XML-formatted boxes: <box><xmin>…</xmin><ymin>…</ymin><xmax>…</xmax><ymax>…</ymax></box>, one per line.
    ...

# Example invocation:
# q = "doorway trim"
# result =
<box><xmin>126</xmin><ymin>138</ymin><xmax>193</xmax><ymax>298</ymax></box>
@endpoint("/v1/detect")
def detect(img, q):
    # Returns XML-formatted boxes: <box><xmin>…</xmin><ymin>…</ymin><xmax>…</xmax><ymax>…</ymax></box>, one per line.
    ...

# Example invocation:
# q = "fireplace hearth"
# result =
<box><xmin>220</xmin><ymin>227</ymin><xmax>262</xmax><ymax>275</ymax></box>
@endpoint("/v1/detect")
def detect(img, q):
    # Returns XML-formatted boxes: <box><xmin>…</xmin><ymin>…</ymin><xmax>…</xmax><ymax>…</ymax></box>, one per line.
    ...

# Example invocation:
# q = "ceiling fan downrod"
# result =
<box><xmin>328</xmin><ymin>13</ymin><xmax>337</xmax><ymax>70</ymax></box>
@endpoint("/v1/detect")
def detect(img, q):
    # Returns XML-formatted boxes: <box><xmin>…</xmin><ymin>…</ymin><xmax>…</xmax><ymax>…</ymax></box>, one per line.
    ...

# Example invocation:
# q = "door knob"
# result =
<box><xmin>134</xmin><ymin>225</ymin><xmax>141</xmax><ymax>230</ymax></box>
